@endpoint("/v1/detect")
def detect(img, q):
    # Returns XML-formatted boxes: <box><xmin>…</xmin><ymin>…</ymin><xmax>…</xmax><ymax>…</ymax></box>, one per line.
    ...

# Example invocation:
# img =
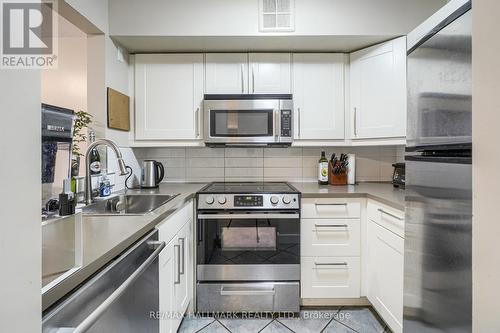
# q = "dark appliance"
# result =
<box><xmin>404</xmin><ymin>1</ymin><xmax>472</xmax><ymax>333</ymax></box>
<box><xmin>195</xmin><ymin>182</ymin><xmax>301</xmax><ymax>313</ymax></box>
<box><xmin>203</xmin><ymin>94</ymin><xmax>293</xmax><ymax>147</ymax></box>
<box><xmin>41</xmin><ymin>104</ymin><xmax>75</xmax><ymax>208</ymax></box>
<box><xmin>392</xmin><ymin>163</ymin><xmax>405</xmax><ymax>188</ymax></box>
<box><xmin>42</xmin><ymin>230</ymin><xmax>164</xmax><ymax>333</ymax></box>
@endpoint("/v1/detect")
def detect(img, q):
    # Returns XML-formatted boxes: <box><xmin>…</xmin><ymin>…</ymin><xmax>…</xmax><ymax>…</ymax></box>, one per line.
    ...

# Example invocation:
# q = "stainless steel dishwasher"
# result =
<box><xmin>42</xmin><ymin>230</ymin><xmax>165</xmax><ymax>333</ymax></box>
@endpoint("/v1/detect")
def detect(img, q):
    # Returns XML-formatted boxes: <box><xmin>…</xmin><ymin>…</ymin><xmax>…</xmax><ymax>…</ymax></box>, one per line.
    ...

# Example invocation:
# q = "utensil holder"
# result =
<box><xmin>328</xmin><ymin>161</ymin><xmax>348</xmax><ymax>186</ymax></box>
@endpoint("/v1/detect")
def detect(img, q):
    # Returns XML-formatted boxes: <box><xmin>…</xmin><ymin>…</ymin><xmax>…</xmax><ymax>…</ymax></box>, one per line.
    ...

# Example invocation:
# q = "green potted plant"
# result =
<box><xmin>71</xmin><ymin>111</ymin><xmax>93</xmax><ymax>177</ymax></box>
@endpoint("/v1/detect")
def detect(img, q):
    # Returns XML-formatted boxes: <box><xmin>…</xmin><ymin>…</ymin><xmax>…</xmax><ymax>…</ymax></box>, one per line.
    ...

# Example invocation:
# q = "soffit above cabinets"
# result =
<box><xmin>111</xmin><ymin>35</ymin><xmax>398</xmax><ymax>54</ymax></box>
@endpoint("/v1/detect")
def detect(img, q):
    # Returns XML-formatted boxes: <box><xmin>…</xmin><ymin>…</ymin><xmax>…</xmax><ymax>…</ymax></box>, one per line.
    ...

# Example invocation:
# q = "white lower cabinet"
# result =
<box><xmin>301</xmin><ymin>198</ymin><xmax>362</xmax><ymax>300</ymax></box>
<box><xmin>367</xmin><ymin>201</ymin><xmax>404</xmax><ymax>333</ymax></box>
<box><xmin>301</xmin><ymin>256</ymin><xmax>361</xmax><ymax>298</ymax></box>
<box><xmin>157</xmin><ymin>201</ymin><xmax>193</xmax><ymax>333</ymax></box>
<box><xmin>301</xmin><ymin>219</ymin><xmax>361</xmax><ymax>257</ymax></box>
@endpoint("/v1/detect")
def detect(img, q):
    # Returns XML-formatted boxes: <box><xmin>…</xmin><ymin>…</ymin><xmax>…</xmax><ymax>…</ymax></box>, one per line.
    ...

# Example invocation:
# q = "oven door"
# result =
<box><xmin>196</xmin><ymin>211</ymin><xmax>300</xmax><ymax>281</ymax></box>
<box><xmin>204</xmin><ymin>99</ymin><xmax>280</xmax><ymax>145</ymax></box>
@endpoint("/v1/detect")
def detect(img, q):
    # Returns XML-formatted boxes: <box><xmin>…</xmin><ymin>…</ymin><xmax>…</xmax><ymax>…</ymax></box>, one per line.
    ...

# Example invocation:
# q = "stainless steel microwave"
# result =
<box><xmin>203</xmin><ymin>94</ymin><xmax>293</xmax><ymax>147</ymax></box>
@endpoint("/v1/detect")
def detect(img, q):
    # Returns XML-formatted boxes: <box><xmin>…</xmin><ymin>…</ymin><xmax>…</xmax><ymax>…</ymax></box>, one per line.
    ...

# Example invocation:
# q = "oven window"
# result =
<box><xmin>197</xmin><ymin>217</ymin><xmax>300</xmax><ymax>265</ymax></box>
<box><xmin>210</xmin><ymin>110</ymin><xmax>273</xmax><ymax>137</ymax></box>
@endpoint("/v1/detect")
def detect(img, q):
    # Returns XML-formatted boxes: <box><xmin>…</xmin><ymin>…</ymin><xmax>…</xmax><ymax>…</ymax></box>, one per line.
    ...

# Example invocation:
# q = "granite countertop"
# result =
<box><xmin>42</xmin><ymin>183</ymin><xmax>207</xmax><ymax>311</ymax></box>
<box><xmin>291</xmin><ymin>182</ymin><xmax>405</xmax><ymax>210</ymax></box>
<box><xmin>42</xmin><ymin>181</ymin><xmax>404</xmax><ymax>311</ymax></box>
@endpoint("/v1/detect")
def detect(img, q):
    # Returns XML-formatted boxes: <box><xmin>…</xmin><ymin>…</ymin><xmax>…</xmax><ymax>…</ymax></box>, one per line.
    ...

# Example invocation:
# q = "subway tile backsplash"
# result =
<box><xmin>130</xmin><ymin>146</ymin><xmax>404</xmax><ymax>183</ymax></box>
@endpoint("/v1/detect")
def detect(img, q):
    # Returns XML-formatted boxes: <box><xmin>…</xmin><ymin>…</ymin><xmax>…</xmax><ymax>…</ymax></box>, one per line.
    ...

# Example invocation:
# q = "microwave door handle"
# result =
<box><xmin>71</xmin><ymin>241</ymin><xmax>166</xmax><ymax>333</ymax></box>
<box><xmin>241</xmin><ymin>64</ymin><xmax>244</xmax><ymax>93</ymax></box>
<box><xmin>274</xmin><ymin>109</ymin><xmax>280</xmax><ymax>141</ymax></box>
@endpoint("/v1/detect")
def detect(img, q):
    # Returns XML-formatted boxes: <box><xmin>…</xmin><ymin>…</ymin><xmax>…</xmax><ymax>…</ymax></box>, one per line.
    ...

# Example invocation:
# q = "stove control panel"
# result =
<box><xmin>198</xmin><ymin>193</ymin><xmax>300</xmax><ymax>210</ymax></box>
<box><xmin>234</xmin><ymin>195</ymin><xmax>263</xmax><ymax>207</ymax></box>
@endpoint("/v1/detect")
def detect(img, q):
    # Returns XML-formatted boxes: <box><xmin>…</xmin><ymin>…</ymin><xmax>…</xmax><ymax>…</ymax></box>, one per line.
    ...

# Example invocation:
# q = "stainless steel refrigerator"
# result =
<box><xmin>404</xmin><ymin>1</ymin><xmax>472</xmax><ymax>332</ymax></box>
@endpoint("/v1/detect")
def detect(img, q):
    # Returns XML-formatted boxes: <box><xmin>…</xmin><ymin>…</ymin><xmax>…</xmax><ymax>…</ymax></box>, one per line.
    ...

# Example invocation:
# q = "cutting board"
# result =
<box><xmin>107</xmin><ymin>87</ymin><xmax>130</xmax><ymax>131</ymax></box>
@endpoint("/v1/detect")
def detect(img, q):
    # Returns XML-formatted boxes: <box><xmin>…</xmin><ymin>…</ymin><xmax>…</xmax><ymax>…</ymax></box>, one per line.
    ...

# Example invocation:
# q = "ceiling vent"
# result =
<box><xmin>259</xmin><ymin>0</ymin><xmax>295</xmax><ymax>32</ymax></box>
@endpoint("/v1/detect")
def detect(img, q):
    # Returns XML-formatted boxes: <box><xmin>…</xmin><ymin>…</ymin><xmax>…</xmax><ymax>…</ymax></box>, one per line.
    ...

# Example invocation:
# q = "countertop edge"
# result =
<box><xmin>300</xmin><ymin>192</ymin><xmax>405</xmax><ymax>211</ymax></box>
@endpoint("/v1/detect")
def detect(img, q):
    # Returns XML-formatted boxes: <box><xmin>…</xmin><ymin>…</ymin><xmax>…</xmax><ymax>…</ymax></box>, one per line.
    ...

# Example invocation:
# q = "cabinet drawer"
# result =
<box><xmin>301</xmin><ymin>256</ymin><xmax>360</xmax><ymax>298</ymax></box>
<box><xmin>197</xmin><ymin>282</ymin><xmax>299</xmax><ymax>312</ymax></box>
<box><xmin>367</xmin><ymin>200</ymin><xmax>404</xmax><ymax>238</ymax></box>
<box><xmin>301</xmin><ymin>219</ymin><xmax>361</xmax><ymax>257</ymax></box>
<box><xmin>157</xmin><ymin>201</ymin><xmax>193</xmax><ymax>243</ymax></box>
<box><xmin>302</xmin><ymin>199</ymin><xmax>361</xmax><ymax>219</ymax></box>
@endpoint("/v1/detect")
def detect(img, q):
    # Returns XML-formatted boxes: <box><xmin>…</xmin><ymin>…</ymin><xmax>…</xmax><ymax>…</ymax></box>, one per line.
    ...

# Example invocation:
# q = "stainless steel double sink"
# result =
<box><xmin>81</xmin><ymin>194</ymin><xmax>180</xmax><ymax>216</ymax></box>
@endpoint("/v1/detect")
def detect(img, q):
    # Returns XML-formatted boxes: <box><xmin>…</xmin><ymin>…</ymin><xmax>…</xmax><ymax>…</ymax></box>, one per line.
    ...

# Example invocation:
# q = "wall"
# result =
<box><xmin>0</xmin><ymin>71</ymin><xmax>41</xmax><ymax>332</ymax></box>
<box><xmin>472</xmin><ymin>0</ymin><xmax>500</xmax><ymax>331</ymax></box>
<box><xmin>109</xmin><ymin>0</ymin><xmax>445</xmax><ymax>37</ymax></box>
<box><xmin>42</xmin><ymin>17</ymin><xmax>88</xmax><ymax>198</ymax></box>
<box><xmin>130</xmin><ymin>146</ymin><xmax>401</xmax><ymax>184</ymax></box>
<box><xmin>63</xmin><ymin>0</ymin><xmax>132</xmax><ymax>147</ymax></box>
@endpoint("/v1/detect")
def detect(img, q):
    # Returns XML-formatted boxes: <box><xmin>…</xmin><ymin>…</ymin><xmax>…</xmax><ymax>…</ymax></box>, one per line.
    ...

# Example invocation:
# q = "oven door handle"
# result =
<box><xmin>197</xmin><ymin>213</ymin><xmax>299</xmax><ymax>220</ymax></box>
<box><xmin>220</xmin><ymin>286</ymin><xmax>276</xmax><ymax>296</ymax></box>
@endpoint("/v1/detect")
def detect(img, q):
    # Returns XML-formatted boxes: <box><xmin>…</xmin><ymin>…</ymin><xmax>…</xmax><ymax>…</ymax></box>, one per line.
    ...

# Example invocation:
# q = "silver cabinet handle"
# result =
<box><xmin>197</xmin><ymin>213</ymin><xmax>299</xmax><ymax>220</ymax></box>
<box><xmin>353</xmin><ymin>107</ymin><xmax>358</xmax><ymax>137</ymax></box>
<box><xmin>241</xmin><ymin>64</ymin><xmax>244</xmax><ymax>93</ymax></box>
<box><xmin>314</xmin><ymin>224</ymin><xmax>348</xmax><ymax>228</ymax></box>
<box><xmin>220</xmin><ymin>286</ymin><xmax>275</xmax><ymax>296</ymax></box>
<box><xmin>174</xmin><ymin>244</ymin><xmax>181</xmax><ymax>284</ymax></box>
<box><xmin>378</xmin><ymin>208</ymin><xmax>403</xmax><ymax>221</ymax></box>
<box><xmin>179</xmin><ymin>237</ymin><xmax>185</xmax><ymax>275</ymax></box>
<box><xmin>315</xmin><ymin>203</ymin><xmax>348</xmax><ymax>207</ymax></box>
<box><xmin>72</xmin><ymin>241</ymin><xmax>166</xmax><ymax>333</ymax></box>
<box><xmin>252</xmin><ymin>64</ymin><xmax>255</xmax><ymax>93</ymax></box>
<box><xmin>297</xmin><ymin>107</ymin><xmax>301</xmax><ymax>138</ymax></box>
<box><xmin>314</xmin><ymin>262</ymin><xmax>348</xmax><ymax>269</ymax></box>
<box><xmin>195</xmin><ymin>108</ymin><xmax>200</xmax><ymax>138</ymax></box>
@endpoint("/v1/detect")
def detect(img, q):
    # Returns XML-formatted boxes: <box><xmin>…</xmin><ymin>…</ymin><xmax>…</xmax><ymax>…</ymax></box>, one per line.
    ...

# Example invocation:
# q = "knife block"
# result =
<box><xmin>328</xmin><ymin>161</ymin><xmax>348</xmax><ymax>186</ymax></box>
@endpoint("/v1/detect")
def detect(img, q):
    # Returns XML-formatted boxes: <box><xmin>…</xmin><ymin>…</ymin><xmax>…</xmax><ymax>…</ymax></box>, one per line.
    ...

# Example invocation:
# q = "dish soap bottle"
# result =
<box><xmin>99</xmin><ymin>174</ymin><xmax>111</xmax><ymax>197</ymax></box>
<box><xmin>318</xmin><ymin>151</ymin><xmax>329</xmax><ymax>185</ymax></box>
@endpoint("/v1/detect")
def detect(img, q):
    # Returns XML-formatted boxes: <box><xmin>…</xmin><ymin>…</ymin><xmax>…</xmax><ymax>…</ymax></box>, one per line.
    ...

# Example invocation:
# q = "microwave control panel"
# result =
<box><xmin>281</xmin><ymin>110</ymin><xmax>292</xmax><ymax>137</ymax></box>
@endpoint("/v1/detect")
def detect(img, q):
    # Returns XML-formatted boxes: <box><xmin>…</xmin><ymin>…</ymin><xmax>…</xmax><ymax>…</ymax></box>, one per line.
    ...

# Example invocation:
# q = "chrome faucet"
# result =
<box><xmin>85</xmin><ymin>138</ymin><xmax>128</xmax><ymax>205</ymax></box>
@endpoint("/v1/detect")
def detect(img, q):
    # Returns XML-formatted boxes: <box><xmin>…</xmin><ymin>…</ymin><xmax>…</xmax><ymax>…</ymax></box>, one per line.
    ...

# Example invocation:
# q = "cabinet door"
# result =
<box><xmin>205</xmin><ymin>53</ymin><xmax>248</xmax><ymax>94</ymax></box>
<box><xmin>293</xmin><ymin>53</ymin><xmax>345</xmax><ymax>140</ymax></box>
<box><xmin>350</xmin><ymin>37</ymin><xmax>406</xmax><ymax>139</ymax></box>
<box><xmin>174</xmin><ymin>221</ymin><xmax>192</xmax><ymax>316</ymax></box>
<box><xmin>249</xmin><ymin>53</ymin><xmax>291</xmax><ymax>94</ymax></box>
<box><xmin>301</xmin><ymin>218</ymin><xmax>361</xmax><ymax>257</ymax></box>
<box><xmin>367</xmin><ymin>220</ymin><xmax>404</xmax><ymax>333</ymax></box>
<box><xmin>301</xmin><ymin>256</ymin><xmax>361</xmax><ymax>298</ymax></box>
<box><xmin>135</xmin><ymin>54</ymin><xmax>204</xmax><ymax>140</ymax></box>
<box><xmin>159</xmin><ymin>239</ymin><xmax>175</xmax><ymax>333</ymax></box>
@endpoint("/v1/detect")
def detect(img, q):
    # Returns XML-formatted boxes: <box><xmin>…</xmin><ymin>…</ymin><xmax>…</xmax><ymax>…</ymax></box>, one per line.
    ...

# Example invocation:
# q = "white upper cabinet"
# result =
<box><xmin>205</xmin><ymin>53</ymin><xmax>248</xmax><ymax>94</ymax></box>
<box><xmin>135</xmin><ymin>54</ymin><xmax>204</xmax><ymax>140</ymax></box>
<box><xmin>350</xmin><ymin>37</ymin><xmax>407</xmax><ymax>139</ymax></box>
<box><xmin>293</xmin><ymin>53</ymin><xmax>345</xmax><ymax>141</ymax></box>
<box><xmin>249</xmin><ymin>53</ymin><xmax>291</xmax><ymax>94</ymax></box>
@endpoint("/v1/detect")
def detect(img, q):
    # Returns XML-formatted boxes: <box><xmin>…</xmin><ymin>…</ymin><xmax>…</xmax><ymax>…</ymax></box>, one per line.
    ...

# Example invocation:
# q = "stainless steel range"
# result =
<box><xmin>195</xmin><ymin>182</ymin><xmax>301</xmax><ymax>313</ymax></box>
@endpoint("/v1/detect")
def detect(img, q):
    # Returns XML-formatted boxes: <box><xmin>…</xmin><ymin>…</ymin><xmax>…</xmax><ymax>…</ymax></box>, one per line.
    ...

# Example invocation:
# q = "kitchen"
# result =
<box><xmin>0</xmin><ymin>0</ymin><xmax>496</xmax><ymax>332</ymax></box>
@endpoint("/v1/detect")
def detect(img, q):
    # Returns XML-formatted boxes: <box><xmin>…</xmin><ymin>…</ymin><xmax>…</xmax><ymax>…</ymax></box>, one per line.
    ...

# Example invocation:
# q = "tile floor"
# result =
<box><xmin>178</xmin><ymin>307</ymin><xmax>392</xmax><ymax>333</ymax></box>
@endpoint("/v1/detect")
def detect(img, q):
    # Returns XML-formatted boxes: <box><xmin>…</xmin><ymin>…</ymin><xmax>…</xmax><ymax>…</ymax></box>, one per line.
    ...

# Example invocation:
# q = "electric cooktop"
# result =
<box><xmin>199</xmin><ymin>182</ymin><xmax>299</xmax><ymax>194</ymax></box>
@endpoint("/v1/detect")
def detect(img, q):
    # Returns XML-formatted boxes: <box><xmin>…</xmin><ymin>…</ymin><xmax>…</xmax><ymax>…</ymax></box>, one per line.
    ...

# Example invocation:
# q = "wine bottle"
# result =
<box><xmin>318</xmin><ymin>151</ymin><xmax>329</xmax><ymax>185</ymax></box>
<box><xmin>88</xmin><ymin>129</ymin><xmax>101</xmax><ymax>175</ymax></box>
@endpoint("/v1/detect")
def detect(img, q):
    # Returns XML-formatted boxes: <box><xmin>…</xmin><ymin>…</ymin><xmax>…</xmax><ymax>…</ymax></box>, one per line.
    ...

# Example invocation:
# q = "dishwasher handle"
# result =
<box><xmin>72</xmin><ymin>240</ymin><xmax>166</xmax><ymax>333</ymax></box>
